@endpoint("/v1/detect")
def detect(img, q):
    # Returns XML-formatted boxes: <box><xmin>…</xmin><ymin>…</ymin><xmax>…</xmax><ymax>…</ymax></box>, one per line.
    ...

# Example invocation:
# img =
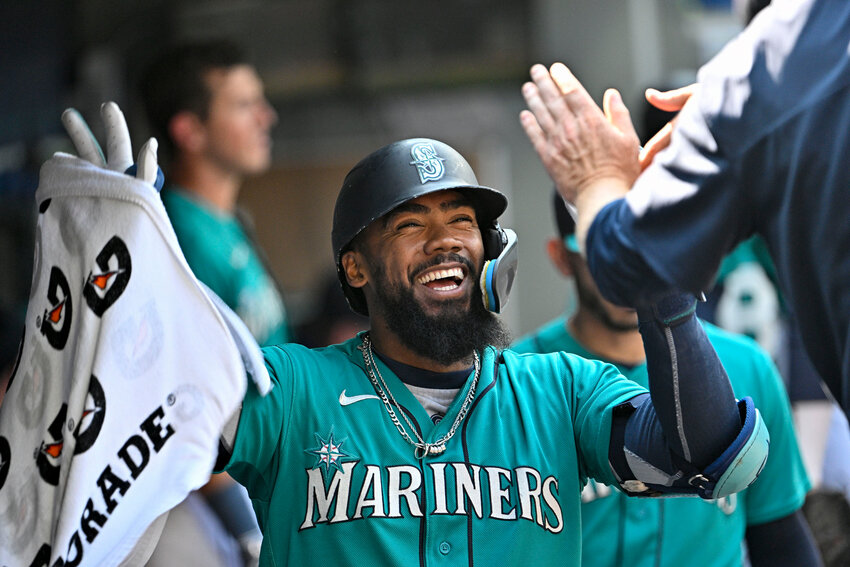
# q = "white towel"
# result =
<box><xmin>0</xmin><ymin>154</ymin><xmax>268</xmax><ymax>566</ymax></box>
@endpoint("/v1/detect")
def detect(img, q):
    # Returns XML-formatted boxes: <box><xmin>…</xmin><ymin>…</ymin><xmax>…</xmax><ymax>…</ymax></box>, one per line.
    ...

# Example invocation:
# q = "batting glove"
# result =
<box><xmin>61</xmin><ymin>101</ymin><xmax>164</xmax><ymax>191</ymax></box>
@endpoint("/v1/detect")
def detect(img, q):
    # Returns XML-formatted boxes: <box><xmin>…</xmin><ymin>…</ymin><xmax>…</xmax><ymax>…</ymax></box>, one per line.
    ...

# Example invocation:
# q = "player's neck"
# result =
<box><xmin>568</xmin><ymin>310</ymin><xmax>645</xmax><ymax>366</ymax></box>
<box><xmin>171</xmin><ymin>159</ymin><xmax>242</xmax><ymax>213</ymax></box>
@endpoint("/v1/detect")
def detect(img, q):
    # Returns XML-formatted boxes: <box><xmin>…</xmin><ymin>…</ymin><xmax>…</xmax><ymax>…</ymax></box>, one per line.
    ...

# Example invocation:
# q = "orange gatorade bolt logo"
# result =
<box><xmin>84</xmin><ymin>236</ymin><xmax>132</xmax><ymax>317</ymax></box>
<box><xmin>40</xmin><ymin>267</ymin><xmax>72</xmax><ymax>350</ymax></box>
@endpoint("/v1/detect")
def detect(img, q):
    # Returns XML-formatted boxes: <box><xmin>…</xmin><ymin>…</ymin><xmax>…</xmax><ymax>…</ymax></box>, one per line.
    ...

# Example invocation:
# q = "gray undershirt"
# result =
<box><xmin>404</xmin><ymin>384</ymin><xmax>460</xmax><ymax>424</ymax></box>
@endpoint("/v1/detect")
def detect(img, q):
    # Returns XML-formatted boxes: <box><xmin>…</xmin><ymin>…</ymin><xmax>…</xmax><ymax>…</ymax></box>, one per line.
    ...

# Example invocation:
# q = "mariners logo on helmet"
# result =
<box><xmin>409</xmin><ymin>142</ymin><xmax>445</xmax><ymax>184</ymax></box>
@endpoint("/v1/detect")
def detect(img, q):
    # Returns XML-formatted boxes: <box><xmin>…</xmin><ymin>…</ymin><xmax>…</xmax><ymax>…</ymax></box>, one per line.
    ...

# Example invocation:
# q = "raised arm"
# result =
<box><xmin>608</xmin><ymin>290</ymin><xmax>770</xmax><ymax>500</ymax></box>
<box><xmin>520</xmin><ymin>63</ymin><xmax>639</xmax><ymax>256</ymax></box>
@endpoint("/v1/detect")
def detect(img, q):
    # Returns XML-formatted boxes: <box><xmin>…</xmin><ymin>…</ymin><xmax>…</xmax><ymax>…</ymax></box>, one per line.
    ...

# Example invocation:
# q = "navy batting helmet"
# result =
<box><xmin>332</xmin><ymin>138</ymin><xmax>511</xmax><ymax>316</ymax></box>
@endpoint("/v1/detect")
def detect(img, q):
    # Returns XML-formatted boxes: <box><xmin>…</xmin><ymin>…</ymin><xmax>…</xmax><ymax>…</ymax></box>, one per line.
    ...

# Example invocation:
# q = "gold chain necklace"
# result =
<box><xmin>357</xmin><ymin>333</ymin><xmax>480</xmax><ymax>459</ymax></box>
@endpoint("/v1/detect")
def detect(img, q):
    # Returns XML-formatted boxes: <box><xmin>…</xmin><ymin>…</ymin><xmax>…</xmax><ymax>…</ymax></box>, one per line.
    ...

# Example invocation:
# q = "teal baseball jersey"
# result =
<box><xmin>513</xmin><ymin>318</ymin><xmax>810</xmax><ymax>567</ymax></box>
<box><xmin>162</xmin><ymin>187</ymin><xmax>289</xmax><ymax>346</ymax></box>
<box><xmin>224</xmin><ymin>333</ymin><xmax>645</xmax><ymax>566</ymax></box>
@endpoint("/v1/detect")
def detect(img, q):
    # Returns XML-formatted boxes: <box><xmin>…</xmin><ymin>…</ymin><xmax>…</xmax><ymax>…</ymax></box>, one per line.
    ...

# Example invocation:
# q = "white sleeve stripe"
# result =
<box><xmin>665</xmin><ymin>326</ymin><xmax>691</xmax><ymax>461</ymax></box>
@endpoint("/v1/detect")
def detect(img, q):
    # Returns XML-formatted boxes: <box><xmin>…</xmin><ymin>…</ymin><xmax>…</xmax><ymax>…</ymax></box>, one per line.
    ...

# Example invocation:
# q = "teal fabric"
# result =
<box><xmin>225</xmin><ymin>333</ymin><xmax>644</xmax><ymax>566</ymax></box>
<box><xmin>162</xmin><ymin>187</ymin><xmax>289</xmax><ymax>346</ymax></box>
<box><xmin>513</xmin><ymin>318</ymin><xmax>810</xmax><ymax>567</ymax></box>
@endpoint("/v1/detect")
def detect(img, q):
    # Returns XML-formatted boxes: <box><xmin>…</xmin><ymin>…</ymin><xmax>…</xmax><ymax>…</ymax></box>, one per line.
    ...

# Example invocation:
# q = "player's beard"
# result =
<box><xmin>371</xmin><ymin>254</ymin><xmax>511</xmax><ymax>366</ymax></box>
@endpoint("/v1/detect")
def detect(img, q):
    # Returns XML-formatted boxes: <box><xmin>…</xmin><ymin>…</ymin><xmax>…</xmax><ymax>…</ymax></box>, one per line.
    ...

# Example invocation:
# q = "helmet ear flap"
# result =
<box><xmin>480</xmin><ymin>224</ymin><xmax>518</xmax><ymax>313</ymax></box>
<box><xmin>482</xmin><ymin>225</ymin><xmax>507</xmax><ymax>260</ymax></box>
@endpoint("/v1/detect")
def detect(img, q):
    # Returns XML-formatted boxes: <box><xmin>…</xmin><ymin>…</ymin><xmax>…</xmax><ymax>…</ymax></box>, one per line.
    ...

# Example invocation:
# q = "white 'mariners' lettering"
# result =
<box><xmin>430</xmin><ymin>463</ymin><xmax>449</xmax><ymax>514</ymax></box>
<box><xmin>388</xmin><ymin>465</ymin><xmax>422</xmax><ymax>517</ymax></box>
<box><xmin>486</xmin><ymin>467</ymin><xmax>516</xmax><ymax>520</ymax></box>
<box><xmin>354</xmin><ymin>465</ymin><xmax>386</xmax><ymax>519</ymax></box>
<box><xmin>542</xmin><ymin>476</ymin><xmax>563</xmax><ymax>533</ymax></box>
<box><xmin>300</xmin><ymin>461</ymin><xmax>563</xmax><ymax>533</ymax></box>
<box><xmin>516</xmin><ymin>467</ymin><xmax>543</xmax><ymax>526</ymax></box>
<box><xmin>454</xmin><ymin>464</ymin><xmax>484</xmax><ymax>517</ymax></box>
<box><xmin>301</xmin><ymin>461</ymin><xmax>357</xmax><ymax>529</ymax></box>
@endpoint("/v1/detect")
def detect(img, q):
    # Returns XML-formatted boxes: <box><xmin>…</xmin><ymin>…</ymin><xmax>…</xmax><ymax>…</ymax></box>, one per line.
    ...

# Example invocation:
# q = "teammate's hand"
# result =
<box><xmin>520</xmin><ymin>63</ymin><xmax>640</xmax><ymax>206</ymax></box>
<box><xmin>61</xmin><ymin>101</ymin><xmax>164</xmax><ymax>190</ymax></box>
<box><xmin>638</xmin><ymin>84</ymin><xmax>697</xmax><ymax>171</ymax></box>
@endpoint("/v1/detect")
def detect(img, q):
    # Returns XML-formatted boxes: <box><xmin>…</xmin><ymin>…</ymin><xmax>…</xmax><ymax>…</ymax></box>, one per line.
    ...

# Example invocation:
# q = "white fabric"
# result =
<box><xmin>0</xmin><ymin>154</ymin><xmax>261</xmax><ymax>566</ymax></box>
<box><xmin>196</xmin><ymin>280</ymin><xmax>270</xmax><ymax>396</ymax></box>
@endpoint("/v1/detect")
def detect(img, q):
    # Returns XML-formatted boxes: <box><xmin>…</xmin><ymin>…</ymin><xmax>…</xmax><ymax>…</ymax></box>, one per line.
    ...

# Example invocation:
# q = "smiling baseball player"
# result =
<box><xmin>55</xmin><ymin>110</ymin><xmax>768</xmax><ymax>567</ymax></box>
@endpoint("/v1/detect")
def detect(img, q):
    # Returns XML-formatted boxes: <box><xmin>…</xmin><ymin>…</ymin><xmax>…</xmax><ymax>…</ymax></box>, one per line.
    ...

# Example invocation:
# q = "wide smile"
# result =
<box><xmin>415</xmin><ymin>265</ymin><xmax>467</xmax><ymax>294</ymax></box>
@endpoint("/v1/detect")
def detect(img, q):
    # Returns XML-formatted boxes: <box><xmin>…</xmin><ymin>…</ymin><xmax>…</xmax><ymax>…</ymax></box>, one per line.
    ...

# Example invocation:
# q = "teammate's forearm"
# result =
<box><xmin>573</xmin><ymin>179</ymin><xmax>629</xmax><ymax>257</ymax></box>
<box><xmin>745</xmin><ymin>511</ymin><xmax>824</xmax><ymax>567</ymax></box>
<box><xmin>585</xmin><ymin>199</ymin><xmax>677</xmax><ymax>308</ymax></box>
<box><xmin>635</xmin><ymin>291</ymin><xmax>739</xmax><ymax>468</ymax></box>
<box><xmin>609</xmin><ymin>295</ymin><xmax>768</xmax><ymax>498</ymax></box>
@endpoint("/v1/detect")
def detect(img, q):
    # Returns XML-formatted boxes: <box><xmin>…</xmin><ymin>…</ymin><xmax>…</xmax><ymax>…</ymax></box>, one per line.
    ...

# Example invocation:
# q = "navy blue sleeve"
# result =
<box><xmin>745</xmin><ymin>511</ymin><xmax>823</xmax><ymax>567</ymax></box>
<box><xmin>633</xmin><ymin>292</ymin><xmax>740</xmax><ymax>467</ymax></box>
<box><xmin>585</xmin><ymin>199</ymin><xmax>681</xmax><ymax>308</ymax></box>
<box><xmin>608</xmin><ymin>291</ymin><xmax>744</xmax><ymax>496</ymax></box>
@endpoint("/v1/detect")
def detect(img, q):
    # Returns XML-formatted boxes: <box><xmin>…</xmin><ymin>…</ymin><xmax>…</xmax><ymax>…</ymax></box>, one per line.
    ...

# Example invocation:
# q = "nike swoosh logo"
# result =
<box><xmin>339</xmin><ymin>389</ymin><xmax>380</xmax><ymax>406</ymax></box>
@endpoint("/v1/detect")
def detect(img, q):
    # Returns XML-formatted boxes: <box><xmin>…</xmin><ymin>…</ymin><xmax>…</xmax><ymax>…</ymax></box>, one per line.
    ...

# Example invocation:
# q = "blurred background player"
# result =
<box><xmin>140</xmin><ymin>39</ymin><xmax>288</xmax><ymax>347</ymax></box>
<box><xmin>138</xmin><ymin>39</ymin><xmax>288</xmax><ymax>566</ymax></box>
<box><xmin>512</xmin><ymin>191</ymin><xmax>820</xmax><ymax>567</ymax></box>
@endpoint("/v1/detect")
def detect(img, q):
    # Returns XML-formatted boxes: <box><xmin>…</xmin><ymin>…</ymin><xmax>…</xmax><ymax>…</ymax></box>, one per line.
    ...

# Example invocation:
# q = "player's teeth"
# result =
<box><xmin>417</xmin><ymin>267</ymin><xmax>463</xmax><ymax>284</ymax></box>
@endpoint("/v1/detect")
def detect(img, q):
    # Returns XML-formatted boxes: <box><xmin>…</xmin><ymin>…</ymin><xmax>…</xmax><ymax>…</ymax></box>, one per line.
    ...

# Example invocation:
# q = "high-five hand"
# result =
<box><xmin>520</xmin><ymin>63</ymin><xmax>640</xmax><ymax>205</ymax></box>
<box><xmin>638</xmin><ymin>84</ymin><xmax>697</xmax><ymax>171</ymax></box>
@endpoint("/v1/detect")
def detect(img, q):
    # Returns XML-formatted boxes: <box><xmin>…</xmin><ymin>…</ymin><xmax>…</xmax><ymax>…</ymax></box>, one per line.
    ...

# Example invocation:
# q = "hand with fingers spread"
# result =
<box><xmin>638</xmin><ymin>84</ymin><xmax>698</xmax><ymax>171</ymax></box>
<box><xmin>520</xmin><ymin>63</ymin><xmax>641</xmax><ymax>206</ymax></box>
<box><xmin>61</xmin><ymin>101</ymin><xmax>164</xmax><ymax>191</ymax></box>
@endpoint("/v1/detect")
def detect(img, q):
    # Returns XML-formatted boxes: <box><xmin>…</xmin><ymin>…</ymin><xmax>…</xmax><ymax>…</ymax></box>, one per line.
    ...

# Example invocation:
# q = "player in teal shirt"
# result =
<box><xmin>230</xmin><ymin>337</ymin><xmax>644</xmax><ymax>565</ymax></box>
<box><xmin>512</xmin><ymin>191</ymin><xmax>819</xmax><ymax>566</ymax></box>
<box><xmin>142</xmin><ymin>39</ymin><xmax>289</xmax><ymax>349</ymax></box>
<box><xmin>57</xmin><ymin>111</ymin><xmax>774</xmax><ymax>566</ymax></box>
<box><xmin>140</xmin><ymin>39</ymin><xmax>286</xmax><ymax>563</ymax></box>
<box><xmin>162</xmin><ymin>187</ymin><xmax>289</xmax><ymax>346</ymax></box>
<box><xmin>216</xmin><ymin>139</ymin><xmax>771</xmax><ymax>566</ymax></box>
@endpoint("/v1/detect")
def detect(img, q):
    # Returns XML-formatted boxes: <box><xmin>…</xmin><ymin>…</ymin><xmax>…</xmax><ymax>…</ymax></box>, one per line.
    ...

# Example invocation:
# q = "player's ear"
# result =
<box><xmin>546</xmin><ymin>237</ymin><xmax>573</xmax><ymax>278</ymax></box>
<box><xmin>341</xmin><ymin>249</ymin><xmax>368</xmax><ymax>289</ymax></box>
<box><xmin>168</xmin><ymin>111</ymin><xmax>206</xmax><ymax>154</ymax></box>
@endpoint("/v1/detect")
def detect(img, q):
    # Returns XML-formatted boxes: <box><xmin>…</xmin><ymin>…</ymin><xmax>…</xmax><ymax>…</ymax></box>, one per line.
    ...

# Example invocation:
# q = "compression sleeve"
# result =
<box><xmin>608</xmin><ymin>291</ymin><xmax>757</xmax><ymax>498</ymax></box>
<box><xmin>745</xmin><ymin>511</ymin><xmax>824</xmax><ymax>567</ymax></box>
<box><xmin>635</xmin><ymin>292</ymin><xmax>739</xmax><ymax>466</ymax></box>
